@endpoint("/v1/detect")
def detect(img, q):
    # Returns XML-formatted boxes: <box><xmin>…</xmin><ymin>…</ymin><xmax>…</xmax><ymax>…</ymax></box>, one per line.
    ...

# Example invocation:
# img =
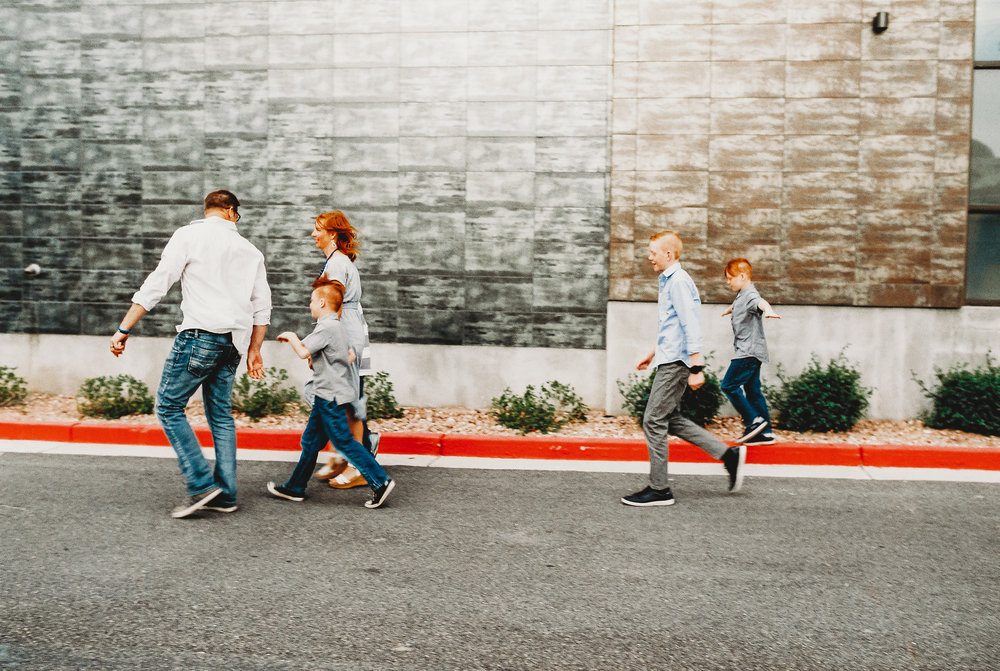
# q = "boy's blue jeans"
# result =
<box><xmin>721</xmin><ymin>356</ymin><xmax>771</xmax><ymax>430</ymax></box>
<box><xmin>283</xmin><ymin>397</ymin><xmax>388</xmax><ymax>496</ymax></box>
<box><xmin>155</xmin><ymin>330</ymin><xmax>241</xmax><ymax>504</ymax></box>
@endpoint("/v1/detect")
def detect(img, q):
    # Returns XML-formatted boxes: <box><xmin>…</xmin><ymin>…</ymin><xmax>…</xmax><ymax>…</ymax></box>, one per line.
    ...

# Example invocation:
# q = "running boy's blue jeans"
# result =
<box><xmin>721</xmin><ymin>356</ymin><xmax>771</xmax><ymax>430</ymax></box>
<box><xmin>283</xmin><ymin>397</ymin><xmax>388</xmax><ymax>496</ymax></box>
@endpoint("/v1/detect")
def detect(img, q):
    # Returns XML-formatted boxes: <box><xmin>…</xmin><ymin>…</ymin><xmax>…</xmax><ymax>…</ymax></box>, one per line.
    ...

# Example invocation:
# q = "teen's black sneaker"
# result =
<box><xmin>745</xmin><ymin>432</ymin><xmax>776</xmax><ymax>445</ymax></box>
<box><xmin>170</xmin><ymin>486</ymin><xmax>222</xmax><ymax>518</ymax></box>
<box><xmin>621</xmin><ymin>486</ymin><xmax>675</xmax><ymax>507</ymax></box>
<box><xmin>368</xmin><ymin>431</ymin><xmax>381</xmax><ymax>457</ymax></box>
<box><xmin>722</xmin><ymin>445</ymin><xmax>747</xmax><ymax>493</ymax></box>
<box><xmin>738</xmin><ymin>417</ymin><xmax>767</xmax><ymax>443</ymax></box>
<box><xmin>266</xmin><ymin>481</ymin><xmax>305</xmax><ymax>502</ymax></box>
<box><xmin>202</xmin><ymin>500</ymin><xmax>238</xmax><ymax>513</ymax></box>
<box><xmin>365</xmin><ymin>478</ymin><xmax>395</xmax><ymax>509</ymax></box>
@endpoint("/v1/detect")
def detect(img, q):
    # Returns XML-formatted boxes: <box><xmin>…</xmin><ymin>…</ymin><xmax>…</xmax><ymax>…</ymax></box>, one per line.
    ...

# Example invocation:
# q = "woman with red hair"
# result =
<box><xmin>309</xmin><ymin>210</ymin><xmax>379</xmax><ymax>489</ymax></box>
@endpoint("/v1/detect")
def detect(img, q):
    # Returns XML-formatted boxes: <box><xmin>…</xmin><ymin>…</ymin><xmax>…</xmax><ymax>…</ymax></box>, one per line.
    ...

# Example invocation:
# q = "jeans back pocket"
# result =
<box><xmin>187</xmin><ymin>344</ymin><xmax>227</xmax><ymax>378</ymax></box>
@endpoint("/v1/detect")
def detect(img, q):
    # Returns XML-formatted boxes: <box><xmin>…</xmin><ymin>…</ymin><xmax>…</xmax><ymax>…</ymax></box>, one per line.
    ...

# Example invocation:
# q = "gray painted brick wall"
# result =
<box><xmin>0</xmin><ymin>0</ymin><xmax>611</xmax><ymax>349</ymax></box>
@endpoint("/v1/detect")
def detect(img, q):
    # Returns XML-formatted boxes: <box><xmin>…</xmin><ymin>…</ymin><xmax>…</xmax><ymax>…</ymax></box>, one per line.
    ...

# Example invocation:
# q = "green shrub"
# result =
<box><xmin>915</xmin><ymin>354</ymin><xmax>1000</xmax><ymax>436</ymax></box>
<box><xmin>365</xmin><ymin>371</ymin><xmax>404</xmax><ymax>420</ymax></box>
<box><xmin>0</xmin><ymin>366</ymin><xmax>28</xmax><ymax>407</ymax></box>
<box><xmin>617</xmin><ymin>367</ymin><xmax>724</xmax><ymax>428</ymax></box>
<box><xmin>490</xmin><ymin>381</ymin><xmax>589</xmax><ymax>434</ymax></box>
<box><xmin>230</xmin><ymin>367</ymin><xmax>301</xmax><ymax>421</ymax></box>
<box><xmin>769</xmin><ymin>353</ymin><xmax>870</xmax><ymax>433</ymax></box>
<box><xmin>77</xmin><ymin>375</ymin><xmax>154</xmax><ymax>419</ymax></box>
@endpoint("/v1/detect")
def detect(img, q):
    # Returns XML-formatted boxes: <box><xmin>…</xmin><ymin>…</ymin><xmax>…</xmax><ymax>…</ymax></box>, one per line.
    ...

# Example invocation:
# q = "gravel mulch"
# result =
<box><xmin>2</xmin><ymin>393</ymin><xmax>1000</xmax><ymax>448</ymax></box>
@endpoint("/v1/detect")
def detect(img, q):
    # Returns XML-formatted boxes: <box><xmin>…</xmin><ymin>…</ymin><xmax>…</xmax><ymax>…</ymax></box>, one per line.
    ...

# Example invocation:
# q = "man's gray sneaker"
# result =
<box><xmin>170</xmin><ymin>487</ymin><xmax>222</xmax><ymax>519</ymax></box>
<box><xmin>202</xmin><ymin>501</ymin><xmax>238</xmax><ymax>513</ymax></box>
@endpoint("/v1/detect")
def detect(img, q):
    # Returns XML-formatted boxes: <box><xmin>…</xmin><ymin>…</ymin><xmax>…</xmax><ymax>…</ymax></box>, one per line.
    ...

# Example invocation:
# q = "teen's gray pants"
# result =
<box><xmin>642</xmin><ymin>361</ymin><xmax>729</xmax><ymax>490</ymax></box>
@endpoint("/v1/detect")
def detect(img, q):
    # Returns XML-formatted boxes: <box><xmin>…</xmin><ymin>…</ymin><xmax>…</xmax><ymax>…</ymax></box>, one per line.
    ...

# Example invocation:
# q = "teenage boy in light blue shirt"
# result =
<box><xmin>266</xmin><ymin>277</ymin><xmax>395</xmax><ymax>509</ymax></box>
<box><xmin>621</xmin><ymin>231</ymin><xmax>747</xmax><ymax>508</ymax></box>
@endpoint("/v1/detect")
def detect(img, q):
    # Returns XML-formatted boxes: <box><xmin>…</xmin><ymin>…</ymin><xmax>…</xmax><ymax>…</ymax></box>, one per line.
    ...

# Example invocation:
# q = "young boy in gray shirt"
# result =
<box><xmin>721</xmin><ymin>258</ymin><xmax>781</xmax><ymax>445</ymax></box>
<box><xmin>267</xmin><ymin>277</ymin><xmax>395</xmax><ymax>508</ymax></box>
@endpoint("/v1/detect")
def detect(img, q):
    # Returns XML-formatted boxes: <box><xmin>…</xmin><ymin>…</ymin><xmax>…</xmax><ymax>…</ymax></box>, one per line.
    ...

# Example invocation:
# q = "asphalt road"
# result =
<box><xmin>1</xmin><ymin>451</ymin><xmax>998</xmax><ymax>670</ymax></box>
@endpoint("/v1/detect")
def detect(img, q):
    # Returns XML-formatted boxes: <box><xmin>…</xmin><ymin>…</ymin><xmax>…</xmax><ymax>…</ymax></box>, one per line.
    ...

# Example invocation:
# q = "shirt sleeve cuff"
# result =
<box><xmin>130</xmin><ymin>293</ymin><xmax>156</xmax><ymax>312</ymax></box>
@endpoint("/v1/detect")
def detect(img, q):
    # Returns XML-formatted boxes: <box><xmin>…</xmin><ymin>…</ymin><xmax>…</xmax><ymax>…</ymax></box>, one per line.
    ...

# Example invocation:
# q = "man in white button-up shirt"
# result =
<box><xmin>109</xmin><ymin>190</ymin><xmax>271</xmax><ymax>519</ymax></box>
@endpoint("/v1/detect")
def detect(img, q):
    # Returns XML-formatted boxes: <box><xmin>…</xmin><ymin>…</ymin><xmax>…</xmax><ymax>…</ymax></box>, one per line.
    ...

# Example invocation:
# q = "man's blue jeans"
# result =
<box><xmin>156</xmin><ymin>330</ymin><xmax>241</xmax><ymax>504</ymax></box>
<box><xmin>721</xmin><ymin>356</ymin><xmax>771</xmax><ymax>430</ymax></box>
<box><xmin>283</xmin><ymin>397</ymin><xmax>388</xmax><ymax>496</ymax></box>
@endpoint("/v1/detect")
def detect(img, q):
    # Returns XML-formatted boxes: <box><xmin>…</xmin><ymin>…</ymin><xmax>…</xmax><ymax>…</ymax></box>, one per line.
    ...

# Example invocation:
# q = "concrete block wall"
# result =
<box><xmin>0</xmin><ymin>0</ymin><xmax>611</xmax><ymax>350</ymax></box>
<box><xmin>609</xmin><ymin>0</ymin><xmax>975</xmax><ymax>308</ymax></box>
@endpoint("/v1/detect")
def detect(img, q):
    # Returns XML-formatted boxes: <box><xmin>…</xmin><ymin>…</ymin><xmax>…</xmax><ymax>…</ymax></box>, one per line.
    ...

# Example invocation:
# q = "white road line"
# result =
<box><xmin>2</xmin><ymin>441</ymin><xmax>998</xmax><ymax>483</ymax></box>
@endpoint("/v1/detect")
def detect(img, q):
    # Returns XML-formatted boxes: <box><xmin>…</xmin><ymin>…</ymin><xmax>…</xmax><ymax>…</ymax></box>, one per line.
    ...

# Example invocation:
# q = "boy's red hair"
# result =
<box><xmin>312</xmin><ymin>277</ymin><xmax>345</xmax><ymax>312</ymax></box>
<box><xmin>725</xmin><ymin>258</ymin><xmax>753</xmax><ymax>279</ymax></box>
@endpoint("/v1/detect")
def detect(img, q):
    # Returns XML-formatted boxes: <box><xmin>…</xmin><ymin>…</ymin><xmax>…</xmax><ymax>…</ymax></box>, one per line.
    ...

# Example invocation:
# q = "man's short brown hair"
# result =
<box><xmin>204</xmin><ymin>190</ymin><xmax>240</xmax><ymax>212</ymax></box>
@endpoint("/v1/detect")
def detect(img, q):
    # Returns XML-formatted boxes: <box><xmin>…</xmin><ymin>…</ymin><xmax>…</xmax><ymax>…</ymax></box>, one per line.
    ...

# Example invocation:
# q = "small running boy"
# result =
<box><xmin>267</xmin><ymin>277</ymin><xmax>395</xmax><ymax>508</ymax></box>
<box><xmin>720</xmin><ymin>258</ymin><xmax>781</xmax><ymax>445</ymax></box>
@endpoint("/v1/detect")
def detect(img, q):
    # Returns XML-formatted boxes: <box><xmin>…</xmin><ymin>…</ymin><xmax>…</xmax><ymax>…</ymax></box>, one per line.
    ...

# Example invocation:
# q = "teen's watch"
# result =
<box><xmin>689</xmin><ymin>365</ymin><xmax>704</xmax><ymax>374</ymax></box>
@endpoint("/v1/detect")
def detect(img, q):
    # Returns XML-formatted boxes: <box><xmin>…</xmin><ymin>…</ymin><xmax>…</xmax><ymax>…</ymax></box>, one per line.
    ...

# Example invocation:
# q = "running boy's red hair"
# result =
<box><xmin>725</xmin><ymin>258</ymin><xmax>753</xmax><ymax>279</ymax></box>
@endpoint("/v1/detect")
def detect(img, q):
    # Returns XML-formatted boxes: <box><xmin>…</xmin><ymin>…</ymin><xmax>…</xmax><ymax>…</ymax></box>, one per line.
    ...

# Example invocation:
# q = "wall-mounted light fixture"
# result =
<box><xmin>872</xmin><ymin>11</ymin><xmax>889</xmax><ymax>34</ymax></box>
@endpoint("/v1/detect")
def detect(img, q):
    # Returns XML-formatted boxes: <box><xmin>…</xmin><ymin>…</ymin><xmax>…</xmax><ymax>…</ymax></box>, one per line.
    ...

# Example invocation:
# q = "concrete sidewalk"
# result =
<box><xmin>1</xmin><ymin>419</ymin><xmax>998</xmax><ymax>477</ymax></box>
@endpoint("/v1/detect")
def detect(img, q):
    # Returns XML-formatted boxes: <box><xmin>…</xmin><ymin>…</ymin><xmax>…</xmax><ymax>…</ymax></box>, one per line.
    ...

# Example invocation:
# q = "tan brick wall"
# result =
<box><xmin>610</xmin><ymin>0</ymin><xmax>974</xmax><ymax>307</ymax></box>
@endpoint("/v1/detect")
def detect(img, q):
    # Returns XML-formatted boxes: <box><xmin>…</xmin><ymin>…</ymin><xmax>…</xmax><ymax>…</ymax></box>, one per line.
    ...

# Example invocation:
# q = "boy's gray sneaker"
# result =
<box><xmin>170</xmin><ymin>487</ymin><xmax>222</xmax><ymax>518</ymax></box>
<box><xmin>368</xmin><ymin>431</ymin><xmax>381</xmax><ymax>457</ymax></box>
<box><xmin>738</xmin><ymin>417</ymin><xmax>767</xmax><ymax>443</ymax></box>
<box><xmin>365</xmin><ymin>478</ymin><xmax>395</xmax><ymax>509</ymax></box>
<box><xmin>745</xmin><ymin>432</ymin><xmax>776</xmax><ymax>445</ymax></box>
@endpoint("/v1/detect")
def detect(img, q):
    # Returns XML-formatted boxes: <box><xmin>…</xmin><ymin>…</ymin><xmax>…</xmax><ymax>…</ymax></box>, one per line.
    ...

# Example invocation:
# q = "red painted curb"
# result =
<box><xmin>0</xmin><ymin>421</ymin><xmax>75</xmax><ymax>443</ymax></box>
<box><xmin>748</xmin><ymin>443</ymin><xmax>862</xmax><ymax>467</ymax></box>
<box><xmin>861</xmin><ymin>444</ymin><xmax>1000</xmax><ymax>471</ymax></box>
<box><xmin>230</xmin><ymin>428</ymin><xmax>301</xmax><ymax>451</ymax></box>
<box><xmin>1</xmin><ymin>421</ymin><xmax>997</xmax><ymax>471</ymax></box>
<box><xmin>440</xmin><ymin>434</ymin><xmax>652</xmax><ymax>461</ymax></box>
<box><xmin>380</xmin><ymin>432</ymin><xmax>445</xmax><ymax>456</ymax></box>
<box><xmin>70</xmin><ymin>421</ymin><xmax>168</xmax><ymax>446</ymax></box>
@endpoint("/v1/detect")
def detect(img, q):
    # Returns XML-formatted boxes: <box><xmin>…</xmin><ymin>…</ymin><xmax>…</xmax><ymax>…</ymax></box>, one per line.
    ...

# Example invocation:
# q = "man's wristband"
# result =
<box><xmin>117</xmin><ymin>327</ymin><xmax>131</xmax><ymax>335</ymax></box>
<box><xmin>689</xmin><ymin>365</ymin><xmax>704</xmax><ymax>374</ymax></box>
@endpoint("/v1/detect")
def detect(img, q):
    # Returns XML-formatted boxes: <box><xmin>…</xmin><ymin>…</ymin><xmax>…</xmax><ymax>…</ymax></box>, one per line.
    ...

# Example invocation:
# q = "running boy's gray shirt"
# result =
<box><xmin>730</xmin><ymin>282</ymin><xmax>769</xmax><ymax>363</ymax></box>
<box><xmin>301</xmin><ymin>314</ymin><xmax>358</xmax><ymax>405</ymax></box>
